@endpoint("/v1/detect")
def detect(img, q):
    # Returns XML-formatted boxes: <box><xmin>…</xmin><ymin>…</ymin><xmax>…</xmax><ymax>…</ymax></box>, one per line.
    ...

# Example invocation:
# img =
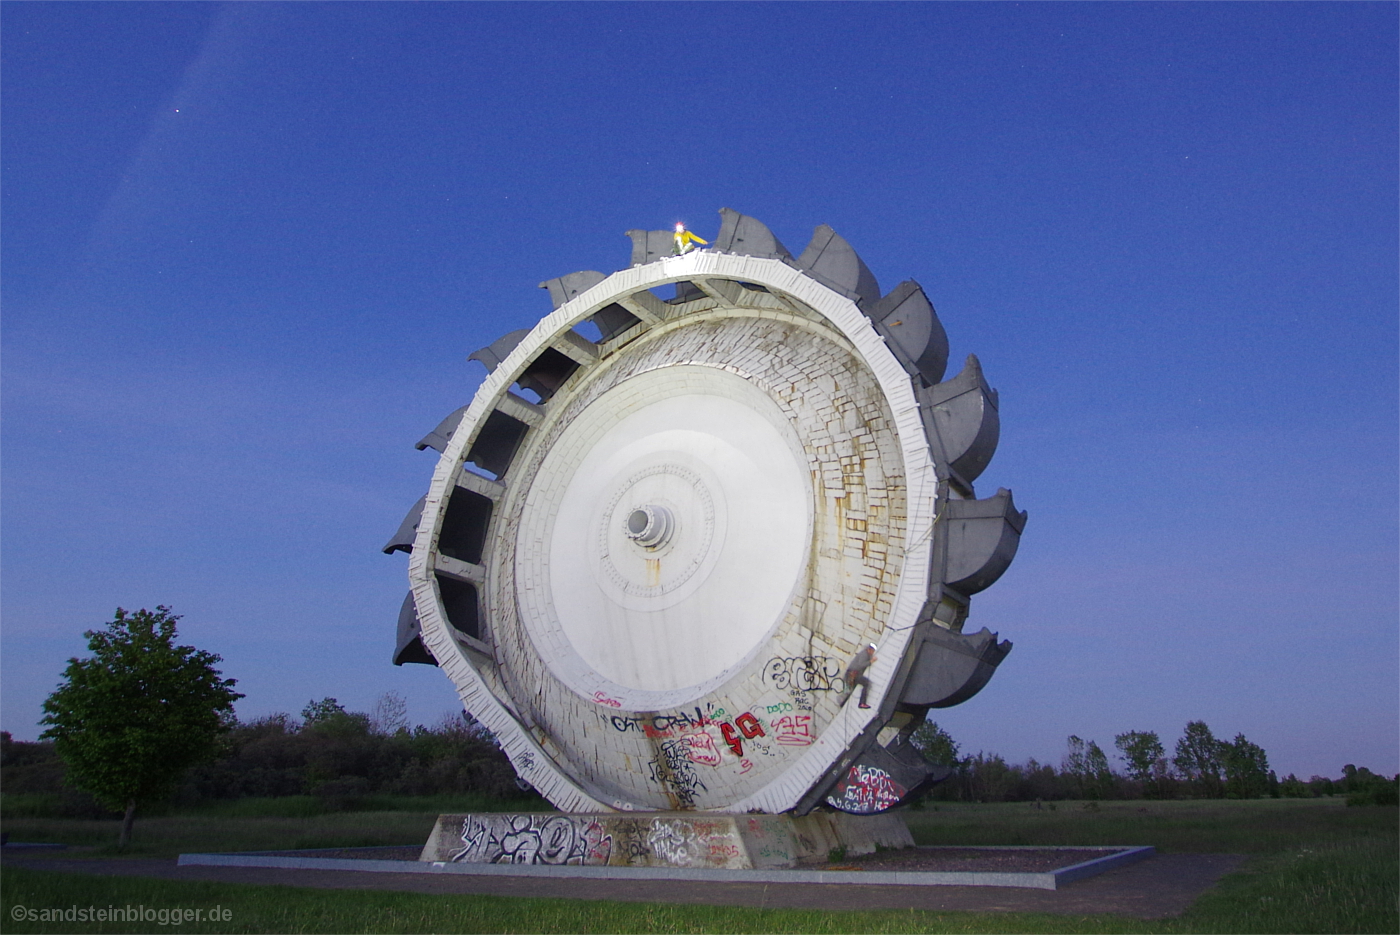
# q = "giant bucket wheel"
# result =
<box><xmin>385</xmin><ymin>210</ymin><xmax>1025</xmax><ymax>815</ymax></box>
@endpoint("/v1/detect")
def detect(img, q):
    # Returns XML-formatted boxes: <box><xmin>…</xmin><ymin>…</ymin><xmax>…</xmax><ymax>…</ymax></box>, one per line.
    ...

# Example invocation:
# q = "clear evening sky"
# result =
<box><xmin>3</xmin><ymin>2</ymin><xmax>1395</xmax><ymax>778</ymax></box>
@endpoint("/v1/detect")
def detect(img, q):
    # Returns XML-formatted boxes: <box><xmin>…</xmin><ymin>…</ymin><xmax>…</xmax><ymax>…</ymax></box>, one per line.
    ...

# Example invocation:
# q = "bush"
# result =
<box><xmin>0</xmin><ymin>733</ymin><xmax>114</xmax><ymax>818</ymax></box>
<box><xmin>175</xmin><ymin>705</ymin><xmax>531</xmax><ymax>805</ymax></box>
<box><xmin>1339</xmin><ymin>764</ymin><xmax>1399</xmax><ymax>807</ymax></box>
<box><xmin>7</xmin><ymin>702</ymin><xmax>540</xmax><ymax>812</ymax></box>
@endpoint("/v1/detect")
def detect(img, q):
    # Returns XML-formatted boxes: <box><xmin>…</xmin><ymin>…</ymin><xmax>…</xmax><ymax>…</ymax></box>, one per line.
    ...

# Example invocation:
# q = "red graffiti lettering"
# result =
<box><xmin>682</xmin><ymin>731</ymin><xmax>721</xmax><ymax>766</ymax></box>
<box><xmin>721</xmin><ymin>722</ymin><xmax>743</xmax><ymax>757</ymax></box>
<box><xmin>773</xmin><ymin>714</ymin><xmax>814</xmax><ymax>746</ymax></box>
<box><xmin>735</xmin><ymin>712</ymin><xmax>765</xmax><ymax>739</ymax></box>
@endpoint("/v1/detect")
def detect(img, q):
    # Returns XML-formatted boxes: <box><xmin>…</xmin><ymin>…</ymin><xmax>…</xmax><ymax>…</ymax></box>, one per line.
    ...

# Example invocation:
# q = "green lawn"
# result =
<box><xmin>2</xmin><ymin>797</ymin><xmax>1395</xmax><ymax>934</ymax></box>
<box><xmin>903</xmin><ymin>796</ymin><xmax>1392</xmax><ymax>854</ymax></box>
<box><xmin>0</xmin><ymin>794</ymin><xmax>539</xmax><ymax>860</ymax></box>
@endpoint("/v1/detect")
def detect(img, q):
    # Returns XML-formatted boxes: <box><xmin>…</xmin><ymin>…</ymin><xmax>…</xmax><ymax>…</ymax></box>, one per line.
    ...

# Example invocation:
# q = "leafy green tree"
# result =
<box><xmin>1308</xmin><ymin>774</ymin><xmax>1337</xmax><ymax>797</ymax></box>
<box><xmin>40</xmin><ymin>607</ymin><xmax>242</xmax><ymax>848</ymax></box>
<box><xmin>1221</xmin><ymin>733</ymin><xmax>1271</xmax><ymax>798</ymax></box>
<box><xmin>301</xmin><ymin>697</ymin><xmax>370</xmax><ymax>736</ymax></box>
<box><xmin>301</xmin><ymin>697</ymin><xmax>348</xmax><ymax>725</ymax></box>
<box><xmin>909</xmin><ymin>719</ymin><xmax>961</xmax><ymax>766</ymax></box>
<box><xmin>1062</xmin><ymin>735</ymin><xmax>1115</xmax><ymax>798</ymax></box>
<box><xmin>1084</xmin><ymin>739</ymin><xmax>1115</xmax><ymax>798</ymax></box>
<box><xmin>964</xmin><ymin>752</ymin><xmax>1015</xmax><ymax>802</ymax></box>
<box><xmin>1173</xmin><ymin>720</ymin><xmax>1224</xmax><ymax>796</ymax></box>
<box><xmin>1332</xmin><ymin>761</ymin><xmax>1400</xmax><ymax>806</ymax></box>
<box><xmin>1019</xmin><ymin>757</ymin><xmax>1061</xmax><ymax>801</ymax></box>
<box><xmin>1062</xmin><ymin>735</ymin><xmax>1090</xmax><ymax>796</ymax></box>
<box><xmin>1335</xmin><ymin>764</ymin><xmax>1397</xmax><ymax>805</ymax></box>
<box><xmin>1115</xmin><ymin>730</ymin><xmax>1166</xmax><ymax>794</ymax></box>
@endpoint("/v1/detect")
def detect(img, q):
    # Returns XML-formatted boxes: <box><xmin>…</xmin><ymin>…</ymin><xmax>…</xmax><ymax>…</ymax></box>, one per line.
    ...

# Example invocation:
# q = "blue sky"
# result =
<box><xmin>3</xmin><ymin>2</ymin><xmax>1396</xmax><ymax>779</ymax></box>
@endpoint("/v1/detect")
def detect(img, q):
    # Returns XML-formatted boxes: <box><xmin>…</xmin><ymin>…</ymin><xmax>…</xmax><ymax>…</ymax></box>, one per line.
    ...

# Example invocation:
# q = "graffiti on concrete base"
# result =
<box><xmin>452</xmin><ymin>814</ymin><xmax>613</xmax><ymax>865</ymax></box>
<box><xmin>646</xmin><ymin>818</ymin><xmax>702</xmax><ymax>867</ymax></box>
<box><xmin>825</xmin><ymin>764</ymin><xmax>906</xmax><ymax>814</ymax></box>
<box><xmin>431</xmin><ymin>814</ymin><xmax>756</xmax><ymax>869</ymax></box>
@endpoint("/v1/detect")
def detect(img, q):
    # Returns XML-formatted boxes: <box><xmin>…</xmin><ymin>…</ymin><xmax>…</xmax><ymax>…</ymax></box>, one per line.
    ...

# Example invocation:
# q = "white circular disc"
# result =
<box><xmin>518</xmin><ymin>365</ymin><xmax>813</xmax><ymax>700</ymax></box>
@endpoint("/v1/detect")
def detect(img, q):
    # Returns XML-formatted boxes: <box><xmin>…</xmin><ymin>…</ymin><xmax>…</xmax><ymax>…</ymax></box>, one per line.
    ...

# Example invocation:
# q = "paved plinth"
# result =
<box><xmin>181</xmin><ymin>844</ymin><xmax>1157</xmax><ymax>890</ymax></box>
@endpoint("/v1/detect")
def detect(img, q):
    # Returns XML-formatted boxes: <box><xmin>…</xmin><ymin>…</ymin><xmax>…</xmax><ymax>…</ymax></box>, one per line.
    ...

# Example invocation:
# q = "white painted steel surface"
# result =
<box><xmin>408</xmin><ymin>252</ymin><xmax>938</xmax><ymax>814</ymax></box>
<box><xmin>522</xmin><ymin>365</ymin><xmax>812</xmax><ymax>701</ymax></box>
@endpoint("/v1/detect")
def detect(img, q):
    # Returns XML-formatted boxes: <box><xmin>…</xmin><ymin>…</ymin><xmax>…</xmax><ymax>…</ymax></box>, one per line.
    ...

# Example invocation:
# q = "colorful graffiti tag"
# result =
<box><xmin>607</xmin><ymin>702</ymin><xmax>780</xmax><ymax>782</ymax></box>
<box><xmin>825</xmin><ymin>764</ymin><xmax>906</xmax><ymax>814</ymax></box>
<box><xmin>720</xmin><ymin>712</ymin><xmax>766</xmax><ymax>757</ymax></box>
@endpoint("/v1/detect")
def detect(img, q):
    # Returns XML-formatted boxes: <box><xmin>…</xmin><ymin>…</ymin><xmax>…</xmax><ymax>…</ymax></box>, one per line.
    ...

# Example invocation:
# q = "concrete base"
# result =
<box><xmin>420</xmin><ymin>812</ymin><xmax>914</xmax><ymax>869</ymax></box>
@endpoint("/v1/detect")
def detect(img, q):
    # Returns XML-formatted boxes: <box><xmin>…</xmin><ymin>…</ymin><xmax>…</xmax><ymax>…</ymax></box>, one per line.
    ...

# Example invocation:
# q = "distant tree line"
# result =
<box><xmin>12</xmin><ymin>605</ymin><xmax>1395</xmax><ymax>832</ymax></box>
<box><xmin>2</xmin><ymin>693</ymin><xmax>535</xmax><ymax>818</ymax></box>
<box><xmin>909</xmin><ymin>719</ymin><xmax>1399</xmax><ymax>806</ymax></box>
<box><xmin>7</xmin><ymin>710</ymin><xmax>1394</xmax><ymax>816</ymax></box>
<box><xmin>180</xmin><ymin>694</ymin><xmax>533</xmax><ymax>805</ymax></box>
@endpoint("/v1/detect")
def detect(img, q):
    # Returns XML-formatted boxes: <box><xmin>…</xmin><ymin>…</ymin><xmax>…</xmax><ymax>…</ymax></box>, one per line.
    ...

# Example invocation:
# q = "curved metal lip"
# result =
<box><xmin>408</xmin><ymin>250</ymin><xmax>938</xmax><ymax>815</ymax></box>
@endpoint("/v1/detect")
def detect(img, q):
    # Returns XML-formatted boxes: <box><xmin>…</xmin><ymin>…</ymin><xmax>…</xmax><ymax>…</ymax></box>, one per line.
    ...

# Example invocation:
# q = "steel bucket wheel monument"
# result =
<box><xmin>384</xmin><ymin>209</ymin><xmax>1026</xmax><ymax>868</ymax></box>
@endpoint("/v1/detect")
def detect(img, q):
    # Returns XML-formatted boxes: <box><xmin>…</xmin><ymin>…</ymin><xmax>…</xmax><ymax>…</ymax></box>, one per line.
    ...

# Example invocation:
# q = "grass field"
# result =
<box><xmin>0</xmin><ymin>793</ymin><xmax>541</xmax><ymax>859</ymax></box>
<box><xmin>2</xmin><ymin>797</ymin><xmax>1395</xmax><ymax>933</ymax></box>
<box><xmin>904</xmin><ymin>796</ymin><xmax>1392</xmax><ymax>854</ymax></box>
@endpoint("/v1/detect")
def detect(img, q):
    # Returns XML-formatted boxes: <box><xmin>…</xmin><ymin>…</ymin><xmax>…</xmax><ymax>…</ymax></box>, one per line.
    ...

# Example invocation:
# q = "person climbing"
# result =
<box><xmin>844</xmin><ymin>643</ymin><xmax>877</xmax><ymax>709</ymax></box>
<box><xmin>673</xmin><ymin>221</ymin><xmax>708</xmax><ymax>255</ymax></box>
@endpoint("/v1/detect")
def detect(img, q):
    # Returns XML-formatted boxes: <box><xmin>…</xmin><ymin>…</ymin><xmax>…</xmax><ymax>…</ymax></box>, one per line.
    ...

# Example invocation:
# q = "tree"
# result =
<box><xmin>370</xmin><ymin>691</ymin><xmax>410</xmax><ymax>736</ymax></box>
<box><xmin>40</xmin><ymin>607</ymin><xmax>242</xmax><ymax>848</ymax></box>
<box><xmin>1063</xmin><ymin>735</ymin><xmax>1114</xmax><ymax>798</ymax></box>
<box><xmin>1115</xmin><ymin>730</ymin><xmax>1166</xmax><ymax>793</ymax></box>
<box><xmin>1339</xmin><ymin>765</ymin><xmax>1400</xmax><ymax>806</ymax></box>
<box><xmin>1221</xmin><ymin>733</ymin><xmax>1270</xmax><ymax>798</ymax></box>
<box><xmin>909</xmin><ymin>719</ymin><xmax>961</xmax><ymax>766</ymax></box>
<box><xmin>1173</xmin><ymin>720</ymin><xmax>1224</xmax><ymax>796</ymax></box>
<box><xmin>1084</xmin><ymin>740</ymin><xmax>1115</xmax><ymax>799</ymax></box>
<box><xmin>302</xmin><ymin>697</ymin><xmax>348</xmax><ymax>725</ymax></box>
<box><xmin>964</xmin><ymin>752</ymin><xmax>1015</xmax><ymax>802</ymax></box>
<box><xmin>1062</xmin><ymin>735</ymin><xmax>1090</xmax><ymax>797</ymax></box>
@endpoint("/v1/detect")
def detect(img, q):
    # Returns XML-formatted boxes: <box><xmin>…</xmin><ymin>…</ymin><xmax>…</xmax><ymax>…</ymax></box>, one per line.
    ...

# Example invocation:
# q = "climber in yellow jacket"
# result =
<box><xmin>673</xmin><ymin>222</ymin><xmax>708</xmax><ymax>255</ymax></box>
